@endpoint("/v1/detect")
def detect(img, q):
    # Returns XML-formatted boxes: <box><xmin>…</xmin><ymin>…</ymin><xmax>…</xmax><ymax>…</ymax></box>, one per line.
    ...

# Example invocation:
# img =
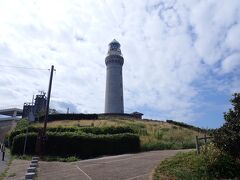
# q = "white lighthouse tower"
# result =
<box><xmin>105</xmin><ymin>39</ymin><xmax>124</xmax><ymax>113</ymax></box>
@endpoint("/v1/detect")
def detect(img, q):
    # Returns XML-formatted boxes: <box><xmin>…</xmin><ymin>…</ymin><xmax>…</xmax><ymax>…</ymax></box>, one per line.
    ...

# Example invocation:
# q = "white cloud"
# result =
<box><xmin>0</xmin><ymin>0</ymin><xmax>239</xmax><ymax>125</ymax></box>
<box><xmin>225</xmin><ymin>24</ymin><xmax>240</xmax><ymax>51</ymax></box>
<box><xmin>221</xmin><ymin>53</ymin><xmax>240</xmax><ymax>74</ymax></box>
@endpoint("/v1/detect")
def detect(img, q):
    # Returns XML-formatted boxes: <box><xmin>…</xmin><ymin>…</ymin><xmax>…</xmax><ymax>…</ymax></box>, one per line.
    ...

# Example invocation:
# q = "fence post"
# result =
<box><xmin>2</xmin><ymin>144</ymin><xmax>5</xmax><ymax>161</ymax></box>
<box><xmin>23</xmin><ymin>127</ymin><xmax>29</xmax><ymax>154</ymax></box>
<box><xmin>195</xmin><ymin>136</ymin><xmax>200</xmax><ymax>154</ymax></box>
<box><xmin>204</xmin><ymin>134</ymin><xmax>207</xmax><ymax>144</ymax></box>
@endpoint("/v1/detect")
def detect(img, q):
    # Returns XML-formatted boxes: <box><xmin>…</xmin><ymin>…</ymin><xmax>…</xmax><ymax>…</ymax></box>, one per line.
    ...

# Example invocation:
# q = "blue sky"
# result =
<box><xmin>0</xmin><ymin>0</ymin><xmax>240</xmax><ymax>128</ymax></box>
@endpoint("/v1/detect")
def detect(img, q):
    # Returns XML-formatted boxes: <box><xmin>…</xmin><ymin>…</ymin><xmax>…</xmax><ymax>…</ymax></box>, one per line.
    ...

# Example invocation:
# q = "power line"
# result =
<box><xmin>0</xmin><ymin>64</ymin><xmax>49</xmax><ymax>71</ymax></box>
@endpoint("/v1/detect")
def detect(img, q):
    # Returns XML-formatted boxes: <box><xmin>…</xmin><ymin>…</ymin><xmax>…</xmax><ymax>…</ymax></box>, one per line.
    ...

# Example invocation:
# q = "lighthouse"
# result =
<box><xmin>105</xmin><ymin>39</ymin><xmax>124</xmax><ymax>113</ymax></box>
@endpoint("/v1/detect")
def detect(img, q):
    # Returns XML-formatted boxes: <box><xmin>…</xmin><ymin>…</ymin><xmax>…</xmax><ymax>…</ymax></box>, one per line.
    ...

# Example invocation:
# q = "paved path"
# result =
<box><xmin>39</xmin><ymin>149</ymin><xmax>190</xmax><ymax>180</ymax></box>
<box><xmin>0</xmin><ymin>150</ymin><xmax>9</xmax><ymax>175</ymax></box>
<box><xmin>5</xmin><ymin>160</ymin><xmax>30</xmax><ymax>180</ymax></box>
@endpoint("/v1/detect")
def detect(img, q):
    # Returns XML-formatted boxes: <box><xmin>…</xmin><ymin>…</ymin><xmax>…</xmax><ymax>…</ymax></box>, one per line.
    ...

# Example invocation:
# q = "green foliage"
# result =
<box><xmin>45</xmin><ymin>132</ymin><xmax>140</xmax><ymax>158</ymax></box>
<box><xmin>153</xmin><ymin>130</ymin><xmax>164</xmax><ymax>140</ymax></box>
<box><xmin>15</xmin><ymin>119</ymin><xmax>29</xmax><ymax>131</ymax></box>
<box><xmin>8</xmin><ymin>126</ymin><xmax>39</xmax><ymax>147</ymax></box>
<box><xmin>4</xmin><ymin>133</ymin><xmax>10</xmax><ymax>147</ymax></box>
<box><xmin>153</xmin><ymin>143</ymin><xmax>240</xmax><ymax>179</ymax></box>
<box><xmin>213</xmin><ymin>93</ymin><xmax>240</xmax><ymax>160</ymax></box>
<box><xmin>166</xmin><ymin>120</ymin><xmax>207</xmax><ymax>133</ymax></box>
<box><xmin>43</xmin><ymin>156</ymin><xmax>79</xmax><ymax>162</ymax></box>
<box><xmin>79</xmin><ymin>126</ymin><xmax>135</xmax><ymax>135</ymax></box>
<box><xmin>11</xmin><ymin>132</ymin><xmax>37</xmax><ymax>155</ymax></box>
<box><xmin>9</xmin><ymin>126</ymin><xmax>135</xmax><ymax>148</ymax></box>
<box><xmin>127</xmin><ymin>123</ymin><xmax>148</xmax><ymax>135</ymax></box>
<box><xmin>11</xmin><ymin>131</ymin><xmax>140</xmax><ymax>158</ymax></box>
<box><xmin>38</xmin><ymin>113</ymin><xmax>98</xmax><ymax>121</ymax></box>
<box><xmin>141</xmin><ymin>141</ymin><xmax>195</xmax><ymax>151</ymax></box>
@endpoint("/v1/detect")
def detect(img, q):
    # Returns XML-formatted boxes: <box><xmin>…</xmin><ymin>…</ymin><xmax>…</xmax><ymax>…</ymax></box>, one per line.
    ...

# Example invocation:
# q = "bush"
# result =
<box><xmin>38</xmin><ymin>113</ymin><xmax>98</xmax><ymax>121</ymax></box>
<box><xmin>9</xmin><ymin>126</ymin><xmax>135</xmax><ymax>148</ymax></box>
<box><xmin>15</xmin><ymin>119</ymin><xmax>29</xmax><ymax>131</ymax></box>
<box><xmin>153</xmin><ymin>143</ymin><xmax>240</xmax><ymax>179</ymax></box>
<box><xmin>4</xmin><ymin>133</ymin><xmax>10</xmax><ymax>147</ymax></box>
<box><xmin>11</xmin><ymin>132</ymin><xmax>140</xmax><ymax>158</ymax></box>
<box><xmin>166</xmin><ymin>120</ymin><xmax>207</xmax><ymax>133</ymax></box>
<box><xmin>45</xmin><ymin>132</ymin><xmax>140</xmax><ymax>158</ymax></box>
<box><xmin>213</xmin><ymin>93</ymin><xmax>240</xmax><ymax>160</ymax></box>
<box><xmin>141</xmin><ymin>141</ymin><xmax>195</xmax><ymax>151</ymax></box>
<box><xmin>11</xmin><ymin>132</ymin><xmax>37</xmax><ymax>155</ymax></box>
<box><xmin>9</xmin><ymin>126</ymin><xmax>39</xmax><ymax>147</ymax></box>
<box><xmin>207</xmin><ymin>154</ymin><xmax>240</xmax><ymax>179</ymax></box>
<box><xmin>79</xmin><ymin>126</ymin><xmax>134</xmax><ymax>135</ymax></box>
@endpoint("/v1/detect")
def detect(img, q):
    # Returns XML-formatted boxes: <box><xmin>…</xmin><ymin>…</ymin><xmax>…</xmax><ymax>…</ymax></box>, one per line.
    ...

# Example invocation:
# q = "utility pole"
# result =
<box><xmin>42</xmin><ymin>65</ymin><xmax>55</xmax><ymax>155</ymax></box>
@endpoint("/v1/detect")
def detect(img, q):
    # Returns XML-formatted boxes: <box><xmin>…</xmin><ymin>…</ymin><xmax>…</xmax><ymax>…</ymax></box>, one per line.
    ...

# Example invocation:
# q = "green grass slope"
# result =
<box><xmin>33</xmin><ymin>117</ymin><xmax>203</xmax><ymax>151</ymax></box>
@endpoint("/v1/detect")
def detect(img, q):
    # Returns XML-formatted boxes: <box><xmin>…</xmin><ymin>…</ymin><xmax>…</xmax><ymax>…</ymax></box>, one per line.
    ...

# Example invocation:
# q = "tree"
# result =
<box><xmin>213</xmin><ymin>93</ymin><xmax>240</xmax><ymax>160</ymax></box>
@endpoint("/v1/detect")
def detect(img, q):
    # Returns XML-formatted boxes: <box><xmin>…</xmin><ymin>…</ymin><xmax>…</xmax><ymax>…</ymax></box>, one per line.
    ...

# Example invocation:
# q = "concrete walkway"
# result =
<box><xmin>39</xmin><ymin>149</ymin><xmax>190</xmax><ymax>180</ymax></box>
<box><xmin>0</xmin><ymin>150</ymin><xmax>9</xmax><ymax>175</ymax></box>
<box><xmin>4</xmin><ymin>160</ymin><xmax>30</xmax><ymax>180</ymax></box>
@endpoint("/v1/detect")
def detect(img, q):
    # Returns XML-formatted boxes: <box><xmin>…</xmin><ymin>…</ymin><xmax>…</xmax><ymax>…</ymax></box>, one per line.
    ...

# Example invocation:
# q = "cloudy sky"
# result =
<box><xmin>0</xmin><ymin>0</ymin><xmax>240</xmax><ymax>128</ymax></box>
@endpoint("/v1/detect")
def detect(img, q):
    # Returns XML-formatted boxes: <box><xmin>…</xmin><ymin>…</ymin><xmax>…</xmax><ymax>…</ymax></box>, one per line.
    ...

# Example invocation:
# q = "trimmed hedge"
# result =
<box><xmin>9</xmin><ymin>127</ymin><xmax>39</xmax><ymax>147</ymax></box>
<box><xmin>38</xmin><ymin>113</ymin><xmax>98</xmax><ymax>121</ymax></box>
<box><xmin>11</xmin><ymin>132</ymin><xmax>37</xmax><ymax>155</ymax></box>
<box><xmin>9</xmin><ymin>126</ymin><xmax>135</xmax><ymax>147</ymax></box>
<box><xmin>11</xmin><ymin>132</ymin><xmax>140</xmax><ymax>158</ymax></box>
<box><xmin>79</xmin><ymin>126</ymin><xmax>134</xmax><ymax>135</ymax></box>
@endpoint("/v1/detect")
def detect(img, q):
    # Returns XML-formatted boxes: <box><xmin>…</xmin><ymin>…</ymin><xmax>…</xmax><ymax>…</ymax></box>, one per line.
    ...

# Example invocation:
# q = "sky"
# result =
<box><xmin>0</xmin><ymin>0</ymin><xmax>240</xmax><ymax>128</ymax></box>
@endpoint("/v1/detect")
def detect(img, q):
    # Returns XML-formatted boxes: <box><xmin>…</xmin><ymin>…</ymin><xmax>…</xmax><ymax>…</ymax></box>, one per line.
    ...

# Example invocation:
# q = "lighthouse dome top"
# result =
<box><xmin>110</xmin><ymin>39</ymin><xmax>120</xmax><ymax>45</ymax></box>
<box><xmin>107</xmin><ymin>39</ymin><xmax>122</xmax><ymax>56</ymax></box>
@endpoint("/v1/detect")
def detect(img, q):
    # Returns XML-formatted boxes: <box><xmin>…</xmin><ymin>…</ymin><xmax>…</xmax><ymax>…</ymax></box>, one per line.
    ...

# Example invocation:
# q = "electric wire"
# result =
<box><xmin>0</xmin><ymin>64</ymin><xmax>49</xmax><ymax>71</ymax></box>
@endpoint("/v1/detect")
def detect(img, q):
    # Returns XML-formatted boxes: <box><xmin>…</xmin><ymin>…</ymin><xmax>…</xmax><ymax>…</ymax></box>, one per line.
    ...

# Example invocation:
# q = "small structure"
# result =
<box><xmin>131</xmin><ymin>112</ymin><xmax>144</xmax><ymax>119</ymax></box>
<box><xmin>22</xmin><ymin>92</ymin><xmax>47</xmax><ymax>121</ymax></box>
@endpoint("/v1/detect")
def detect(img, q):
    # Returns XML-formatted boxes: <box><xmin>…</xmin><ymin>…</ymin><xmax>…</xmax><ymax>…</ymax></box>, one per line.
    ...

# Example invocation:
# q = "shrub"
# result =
<box><xmin>15</xmin><ymin>119</ymin><xmax>29</xmax><ymax>131</ymax></box>
<box><xmin>38</xmin><ymin>113</ymin><xmax>98</xmax><ymax>121</ymax></box>
<box><xmin>11</xmin><ymin>132</ymin><xmax>37</xmax><ymax>155</ymax></box>
<box><xmin>201</xmin><ymin>143</ymin><xmax>240</xmax><ymax>179</ymax></box>
<box><xmin>9</xmin><ymin>126</ymin><xmax>135</xmax><ymax>148</ymax></box>
<box><xmin>45</xmin><ymin>132</ymin><xmax>140</xmax><ymax>158</ymax></box>
<box><xmin>213</xmin><ymin>93</ymin><xmax>240</xmax><ymax>160</ymax></box>
<box><xmin>3</xmin><ymin>133</ymin><xmax>10</xmax><ymax>147</ymax></box>
<box><xmin>9</xmin><ymin>126</ymin><xmax>39</xmax><ymax>147</ymax></box>
<box><xmin>79</xmin><ymin>126</ymin><xmax>134</xmax><ymax>135</ymax></box>
<box><xmin>11</xmin><ymin>132</ymin><xmax>140</xmax><ymax>158</ymax></box>
<box><xmin>153</xmin><ymin>145</ymin><xmax>240</xmax><ymax>180</ymax></box>
<box><xmin>166</xmin><ymin>120</ymin><xmax>207</xmax><ymax>133</ymax></box>
<box><xmin>207</xmin><ymin>153</ymin><xmax>240</xmax><ymax>179</ymax></box>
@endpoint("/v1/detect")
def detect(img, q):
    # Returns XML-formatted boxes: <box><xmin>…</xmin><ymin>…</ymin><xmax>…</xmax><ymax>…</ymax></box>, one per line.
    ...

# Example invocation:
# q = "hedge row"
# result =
<box><xmin>11</xmin><ymin>132</ymin><xmax>37</xmax><ymax>155</ymax></box>
<box><xmin>38</xmin><ymin>113</ymin><xmax>98</xmax><ymax>121</ymax></box>
<box><xmin>11</xmin><ymin>132</ymin><xmax>140</xmax><ymax>158</ymax></box>
<box><xmin>9</xmin><ymin>126</ymin><xmax>135</xmax><ymax>147</ymax></box>
<box><xmin>166</xmin><ymin>120</ymin><xmax>208</xmax><ymax>133</ymax></box>
<box><xmin>80</xmin><ymin>126</ymin><xmax>134</xmax><ymax>135</ymax></box>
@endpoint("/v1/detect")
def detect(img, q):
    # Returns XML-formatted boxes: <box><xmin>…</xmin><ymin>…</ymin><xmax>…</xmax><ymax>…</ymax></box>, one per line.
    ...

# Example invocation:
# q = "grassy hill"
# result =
<box><xmin>33</xmin><ymin>117</ymin><xmax>203</xmax><ymax>151</ymax></box>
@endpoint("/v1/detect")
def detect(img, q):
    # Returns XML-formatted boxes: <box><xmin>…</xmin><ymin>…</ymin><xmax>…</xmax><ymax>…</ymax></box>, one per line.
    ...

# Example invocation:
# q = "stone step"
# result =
<box><xmin>27</xmin><ymin>167</ymin><xmax>36</xmax><ymax>173</ymax></box>
<box><xmin>32</xmin><ymin>156</ymin><xmax>39</xmax><ymax>161</ymax></box>
<box><xmin>29</xmin><ymin>163</ymin><xmax>38</xmax><ymax>168</ymax></box>
<box><xmin>31</xmin><ymin>159</ymin><xmax>38</xmax><ymax>164</ymax></box>
<box><xmin>25</xmin><ymin>172</ymin><xmax>35</xmax><ymax>179</ymax></box>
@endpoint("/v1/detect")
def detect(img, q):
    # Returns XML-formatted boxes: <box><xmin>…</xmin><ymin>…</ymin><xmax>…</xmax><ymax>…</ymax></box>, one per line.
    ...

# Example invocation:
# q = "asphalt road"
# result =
<box><xmin>39</xmin><ymin>149</ymin><xmax>190</xmax><ymax>180</ymax></box>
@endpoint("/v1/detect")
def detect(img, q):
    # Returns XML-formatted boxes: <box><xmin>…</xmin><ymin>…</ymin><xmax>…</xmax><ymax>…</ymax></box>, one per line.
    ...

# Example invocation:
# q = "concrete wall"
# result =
<box><xmin>105</xmin><ymin>60</ymin><xmax>124</xmax><ymax>113</ymax></box>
